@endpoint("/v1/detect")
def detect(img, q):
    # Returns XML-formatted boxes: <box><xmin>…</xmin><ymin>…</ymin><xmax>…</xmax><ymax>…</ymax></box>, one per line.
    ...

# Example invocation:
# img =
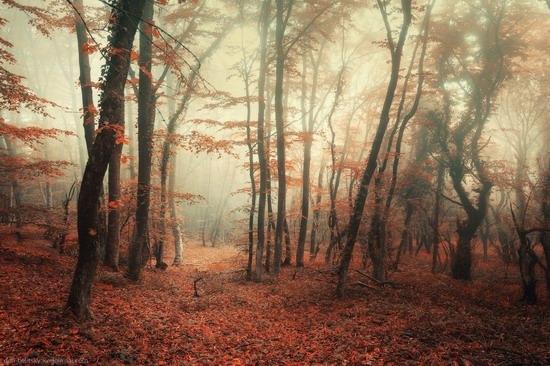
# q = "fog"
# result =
<box><xmin>1</xmin><ymin>0</ymin><xmax>548</xmax><ymax>269</ymax></box>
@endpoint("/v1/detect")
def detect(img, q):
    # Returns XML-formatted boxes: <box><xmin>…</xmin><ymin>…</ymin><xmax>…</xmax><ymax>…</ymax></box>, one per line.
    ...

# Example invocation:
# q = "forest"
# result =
<box><xmin>1</xmin><ymin>0</ymin><xmax>549</xmax><ymax>364</ymax></box>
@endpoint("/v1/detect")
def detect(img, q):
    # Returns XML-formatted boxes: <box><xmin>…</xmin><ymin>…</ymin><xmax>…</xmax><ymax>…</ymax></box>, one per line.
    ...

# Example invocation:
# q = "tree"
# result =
<box><xmin>336</xmin><ymin>0</ymin><xmax>413</xmax><ymax>297</ymax></box>
<box><xmin>128</xmin><ymin>0</ymin><xmax>155</xmax><ymax>281</ymax></box>
<box><xmin>428</xmin><ymin>0</ymin><xmax>520</xmax><ymax>280</ymax></box>
<box><xmin>67</xmin><ymin>0</ymin><xmax>146</xmax><ymax>318</ymax></box>
<box><xmin>272</xmin><ymin>0</ymin><xmax>289</xmax><ymax>274</ymax></box>
<box><xmin>254</xmin><ymin>0</ymin><xmax>271</xmax><ymax>281</ymax></box>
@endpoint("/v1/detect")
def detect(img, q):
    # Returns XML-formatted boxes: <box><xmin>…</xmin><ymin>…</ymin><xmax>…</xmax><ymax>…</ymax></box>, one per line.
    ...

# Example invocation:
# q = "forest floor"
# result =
<box><xmin>1</xmin><ymin>226</ymin><xmax>549</xmax><ymax>365</ymax></box>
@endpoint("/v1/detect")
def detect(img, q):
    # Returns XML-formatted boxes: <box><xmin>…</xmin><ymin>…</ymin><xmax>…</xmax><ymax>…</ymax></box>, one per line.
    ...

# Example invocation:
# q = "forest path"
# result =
<box><xmin>1</xmin><ymin>226</ymin><xmax>549</xmax><ymax>365</ymax></box>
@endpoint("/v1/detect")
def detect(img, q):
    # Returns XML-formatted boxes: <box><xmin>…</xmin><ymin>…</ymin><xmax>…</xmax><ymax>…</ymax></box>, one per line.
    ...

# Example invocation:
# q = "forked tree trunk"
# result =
<box><xmin>67</xmin><ymin>0</ymin><xmax>145</xmax><ymax>318</ymax></box>
<box><xmin>336</xmin><ymin>0</ymin><xmax>412</xmax><ymax>297</ymax></box>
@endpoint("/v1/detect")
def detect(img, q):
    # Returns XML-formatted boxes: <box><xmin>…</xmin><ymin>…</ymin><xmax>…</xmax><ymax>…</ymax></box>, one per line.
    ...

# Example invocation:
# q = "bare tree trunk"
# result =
<box><xmin>73</xmin><ymin>0</ymin><xmax>95</xmax><ymax>154</ymax></box>
<box><xmin>67</xmin><ymin>0</ymin><xmax>145</xmax><ymax>318</ymax></box>
<box><xmin>283</xmin><ymin>217</ymin><xmax>291</xmax><ymax>266</ymax></box>
<box><xmin>336</xmin><ymin>0</ymin><xmax>412</xmax><ymax>297</ymax></box>
<box><xmin>431</xmin><ymin>164</ymin><xmax>444</xmax><ymax>273</ymax></box>
<box><xmin>310</xmin><ymin>162</ymin><xmax>324</xmax><ymax>260</ymax></box>
<box><xmin>296</xmin><ymin>44</ymin><xmax>323</xmax><ymax>266</ymax></box>
<box><xmin>169</xmin><ymin>153</ymin><xmax>183</xmax><ymax>266</ymax></box>
<box><xmin>127</xmin><ymin>102</ymin><xmax>136</xmax><ymax>180</ymax></box>
<box><xmin>128</xmin><ymin>0</ymin><xmax>155</xmax><ymax>281</ymax></box>
<box><xmin>273</xmin><ymin>0</ymin><xmax>288</xmax><ymax>274</ymax></box>
<box><xmin>254</xmin><ymin>0</ymin><xmax>271</xmax><ymax>281</ymax></box>
<box><xmin>266</xmin><ymin>149</ymin><xmax>276</xmax><ymax>272</ymax></box>
<box><xmin>244</xmin><ymin>65</ymin><xmax>256</xmax><ymax>279</ymax></box>
<box><xmin>540</xmin><ymin>153</ymin><xmax>550</xmax><ymax>296</ymax></box>
<box><xmin>105</xmin><ymin>140</ymin><xmax>122</xmax><ymax>271</ymax></box>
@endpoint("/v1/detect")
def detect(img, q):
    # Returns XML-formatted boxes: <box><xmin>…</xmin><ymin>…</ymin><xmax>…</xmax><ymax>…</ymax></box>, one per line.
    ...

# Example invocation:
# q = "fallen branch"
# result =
<box><xmin>354</xmin><ymin>269</ymin><xmax>399</xmax><ymax>288</ymax></box>
<box><xmin>350</xmin><ymin>281</ymin><xmax>376</xmax><ymax>290</ymax></box>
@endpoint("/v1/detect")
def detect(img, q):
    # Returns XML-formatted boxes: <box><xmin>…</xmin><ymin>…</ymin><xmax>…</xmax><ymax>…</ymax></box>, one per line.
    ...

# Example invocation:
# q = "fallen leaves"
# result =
<box><xmin>0</xmin><ymin>228</ymin><xmax>549</xmax><ymax>365</ymax></box>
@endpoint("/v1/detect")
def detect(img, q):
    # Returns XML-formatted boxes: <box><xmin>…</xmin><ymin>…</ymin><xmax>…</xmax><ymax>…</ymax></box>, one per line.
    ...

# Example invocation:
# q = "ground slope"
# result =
<box><xmin>0</xmin><ymin>228</ymin><xmax>549</xmax><ymax>365</ymax></box>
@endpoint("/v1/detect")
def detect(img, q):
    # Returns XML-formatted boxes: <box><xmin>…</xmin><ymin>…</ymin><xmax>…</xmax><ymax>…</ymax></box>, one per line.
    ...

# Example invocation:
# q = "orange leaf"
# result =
<box><xmin>131</xmin><ymin>50</ymin><xmax>139</xmax><ymax>62</ymax></box>
<box><xmin>88</xmin><ymin>228</ymin><xmax>97</xmax><ymax>236</ymax></box>
<box><xmin>140</xmin><ymin>66</ymin><xmax>153</xmax><ymax>80</ymax></box>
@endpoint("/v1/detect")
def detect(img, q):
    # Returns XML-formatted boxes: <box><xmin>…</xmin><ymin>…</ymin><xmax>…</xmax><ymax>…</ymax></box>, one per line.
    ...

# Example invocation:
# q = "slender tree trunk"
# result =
<box><xmin>368</xmin><ymin>177</ymin><xmax>386</xmax><ymax>281</ymax></box>
<box><xmin>3</xmin><ymin>137</ymin><xmax>22</xmax><ymax>226</ymax></box>
<box><xmin>432</xmin><ymin>164</ymin><xmax>444</xmax><ymax>273</ymax></box>
<box><xmin>254</xmin><ymin>0</ymin><xmax>271</xmax><ymax>281</ymax></box>
<box><xmin>73</xmin><ymin>0</ymin><xmax>95</xmax><ymax>154</ymax></box>
<box><xmin>128</xmin><ymin>0</ymin><xmax>155</xmax><ymax>281</ymax></box>
<box><xmin>540</xmin><ymin>154</ymin><xmax>550</xmax><ymax>296</ymax></box>
<box><xmin>266</xmin><ymin>152</ymin><xmax>276</xmax><ymax>272</ymax></box>
<box><xmin>273</xmin><ymin>0</ymin><xmax>287</xmax><ymax>274</ymax></box>
<box><xmin>296</xmin><ymin>59</ymin><xmax>310</xmax><ymax>267</ymax></box>
<box><xmin>169</xmin><ymin>153</ymin><xmax>183</xmax><ymax>266</ymax></box>
<box><xmin>283</xmin><ymin>217</ymin><xmax>291</xmax><ymax>266</ymax></box>
<box><xmin>336</xmin><ymin>0</ymin><xmax>412</xmax><ymax>297</ymax></box>
<box><xmin>310</xmin><ymin>162</ymin><xmax>324</xmax><ymax>260</ymax></box>
<box><xmin>67</xmin><ymin>0</ymin><xmax>145</xmax><ymax>318</ymax></box>
<box><xmin>74</xmin><ymin>0</ymin><xmax>106</xmax><ymax>264</ymax></box>
<box><xmin>243</xmin><ymin>42</ymin><xmax>256</xmax><ymax>278</ymax></box>
<box><xmin>394</xmin><ymin>203</ymin><xmax>413</xmax><ymax>269</ymax></box>
<box><xmin>105</xmin><ymin>140</ymin><xmax>122</xmax><ymax>271</ymax></box>
<box><xmin>127</xmin><ymin>102</ymin><xmax>136</xmax><ymax>180</ymax></box>
<box><xmin>296</xmin><ymin>46</ymin><xmax>322</xmax><ymax>266</ymax></box>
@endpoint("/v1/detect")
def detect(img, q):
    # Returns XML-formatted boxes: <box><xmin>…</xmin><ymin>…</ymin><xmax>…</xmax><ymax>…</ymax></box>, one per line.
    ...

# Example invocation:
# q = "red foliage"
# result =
<box><xmin>1</xmin><ymin>232</ymin><xmax>549</xmax><ymax>365</ymax></box>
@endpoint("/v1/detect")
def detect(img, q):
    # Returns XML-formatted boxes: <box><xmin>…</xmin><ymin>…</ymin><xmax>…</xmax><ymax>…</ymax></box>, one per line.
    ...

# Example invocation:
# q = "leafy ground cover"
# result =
<box><xmin>1</xmin><ymin>226</ymin><xmax>549</xmax><ymax>365</ymax></box>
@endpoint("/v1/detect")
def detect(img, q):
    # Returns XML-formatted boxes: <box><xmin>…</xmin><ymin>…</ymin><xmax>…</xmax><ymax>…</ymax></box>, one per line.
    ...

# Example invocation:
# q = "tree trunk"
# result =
<box><xmin>67</xmin><ymin>0</ymin><xmax>145</xmax><ymax>318</ymax></box>
<box><xmin>283</xmin><ymin>217</ymin><xmax>291</xmax><ymax>266</ymax></box>
<box><xmin>128</xmin><ymin>0</ymin><xmax>155</xmax><ymax>281</ymax></box>
<box><xmin>452</xmin><ymin>227</ymin><xmax>474</xmax><ymax>280</ymax></box>
<box><xmin>310</xmin><ymin>162</ymin><xmax>324</xmax><ymax>260</ymax></box>
<box><xmin>541</xmin><ymin>155</ymin><xmax>550</xmax><ymax>297</ymax></box>
<box><xmin>367</xmin><ymin>177</ymin><xmax>386</xmax><ymax>282</ymax></box>
<box><xmin>432</xmin><ymin>164</ymin><xmax>444</xmax><ymax>273</ymax></box>
<box><xmin>244</xmin><ymin>62</ymin><xmax>256</xmax><ymax>279</ymax></box>
<box><xmin>296</xmin><ymin>45</ymin><xmax>322</xmax><ymax>266</ymax></box>
<box><xmin>105</xmin><ymin>140</ymin><xmax>122</xmax><ymax>271</ymax></box>
<box><xmin>169</xmin><ymin>153</ymin><xmax>183</xmax><ymax>266</ymax></box>
<box><xmin>254</xmin><ymin>0</ymin><xmax>271</xmax><ymax>281</ymax></box>
<box><xmin>273</xmin><ymin>0</ymin><xmax>287</xmax><ymax>274</ymax></box>
<box><xmin>73</xmin><ymin>0</ymin><xmax>95</xmax><ymax>154</ymax></box>
<box><xmin>296</xmin><ymin>59</ymin><xmax>313</xmax><ymax>267</ymax></box>
<box><xmin>336</xmin><ymin>0</ymin><xmax>412</xmax><ymax>297</ymax></box>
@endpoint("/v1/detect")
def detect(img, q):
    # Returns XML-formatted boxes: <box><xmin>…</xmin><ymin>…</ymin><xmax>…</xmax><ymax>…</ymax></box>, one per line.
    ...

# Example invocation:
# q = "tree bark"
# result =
<box><xmin>254</xmin><ymin>0</ymin><xmax>271</xmax><ymax>281</ymax></box>
<box><xmin>67</xmin><ymin>0</ymin><xmax>145</xmax><ymax>319</ymax></box>
<box><xmin>310</xmin><ymin>162</ymin><xmax>324</xmax><ymax>260</ymax></box>
<box><xmin>336</xmin><ymin>0</ymin><xmax>412</xmax><ymax>297</ymax></box>
<box><xmin>128</xmin><ymin>0</ymin><xmax>155</xmax><ymax>281</ymax></box>
<box><xmin>273</xmin><ymin>0</ymin><xmax>287</xmax><ymax>274</ymax></box>
<box><xmin>432</xmin><ymin>164</ymin><xmax>444</xmax><ymax>273</ymax></box>
<box><xmin>73</xmin><ymin>0</ymin><xmax>95</xmax><ymax>154</ymax></box>
<box><xmin>105</xmin><ymin>140</ymin><xmax>122</xmax><ymax>271</ymax></box>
